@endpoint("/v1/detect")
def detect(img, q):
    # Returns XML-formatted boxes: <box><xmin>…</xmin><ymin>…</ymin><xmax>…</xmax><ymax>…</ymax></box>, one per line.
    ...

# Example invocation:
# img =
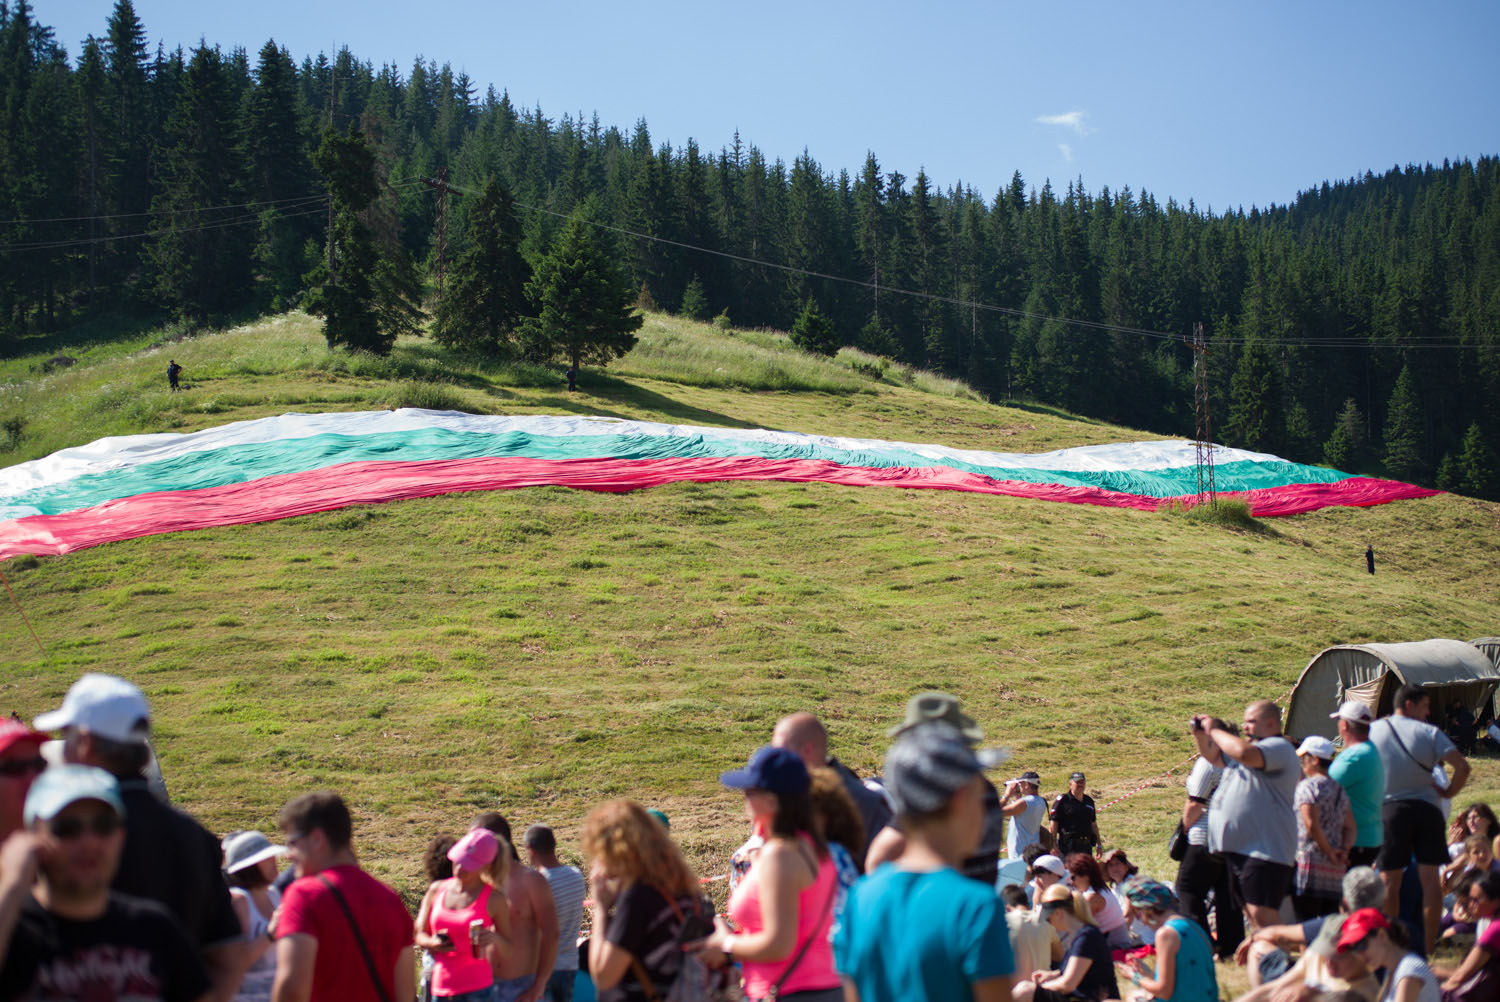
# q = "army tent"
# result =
<box><xmin>1284</xmin><ymin>639</ymin><xmax>1499</xmax><ymax>741</ymax></box>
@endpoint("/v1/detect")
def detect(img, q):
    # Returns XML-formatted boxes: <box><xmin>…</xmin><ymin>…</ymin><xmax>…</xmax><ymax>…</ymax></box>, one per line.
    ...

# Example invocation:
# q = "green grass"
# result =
<box><xmin>2</xmin><ymin>309</ymin><xmax>1497</xmax><ymax>928</ymax></box>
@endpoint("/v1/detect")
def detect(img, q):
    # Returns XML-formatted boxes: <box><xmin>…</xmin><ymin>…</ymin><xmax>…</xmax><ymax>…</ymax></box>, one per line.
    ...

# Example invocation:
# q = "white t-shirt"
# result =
<box><xmin>1006</xmin><ymin>794</ymin><xmax>1047</xmax><ymax>858</ymax></box>
<box><xmin>1385</xmin><ymin>953</ymin><xmax>1441</xmax><ymax>1002</ymax></box>
<box><xmin>1185</xmin><ymin>756</ymin><xmax>1221</xmax><ymax>847</ymax></box>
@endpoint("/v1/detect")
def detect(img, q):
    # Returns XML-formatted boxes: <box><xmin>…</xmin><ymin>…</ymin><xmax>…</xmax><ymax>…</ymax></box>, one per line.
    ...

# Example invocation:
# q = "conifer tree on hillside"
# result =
<box><xmin>791</xmin><ymin>298</ymin><xmax>839</xmax><ymax>356</ymax></box>
<box><xmin>246</xmin><ymin>39</ymin><xmax>315</xmax><ymax>308</ymax></box>
<box><xmin>433</xmin><ymin>176</ymin><xmax>531</xmax><ymax>356</ymax></box>
<box><xmin>149</xmin><ymin>43</ymin><xmax>252</xmax><ymax>322</ymax></box>
<box><xmin>1382</xmin><ymin>365</ymin><xmax>1425</xmax><ymax>482</ymax></box>
<box><xmin>1225</xmin><ymin>338</ymin><xmax>1285</xmax><ymax>454</ymax></box>
<box><xmin>306</xmin><ymin>127</ymin><xmax>387</xmax><ymax>353</ymax></box>
<box><xmin>678</xmin><ymin>275</ymin><xmax>709</xmax><ymax>321</ymax></box>
<box><xmin>1457</xmin><ymin>422</ymin><xmax>1497</xmax><ymax>499</ymax></box>
<box><xmin>518</xmin><ymin>206</ymin><xmax>641</xmax><ymax>371</ymax></box>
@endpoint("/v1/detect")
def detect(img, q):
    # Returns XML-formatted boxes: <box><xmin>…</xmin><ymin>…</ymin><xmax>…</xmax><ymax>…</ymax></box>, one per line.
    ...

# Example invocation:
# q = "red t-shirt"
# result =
<box><xmin>277</xmin><ymin>864</ymin><xmax>414</xmax><ymax>1002</ymax></box>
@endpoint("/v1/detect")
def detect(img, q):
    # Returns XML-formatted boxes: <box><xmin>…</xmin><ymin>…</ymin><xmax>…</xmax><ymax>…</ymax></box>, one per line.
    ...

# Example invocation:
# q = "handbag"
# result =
<box><xmin>1167</xmin><ymin>821</ymin><xmax>1188</xmax><ymax>862</ymax></box>
<box><xmin>317</xmin><ymin>874</ymin><xmax>393</xmax><ymax>1002</ymax></box>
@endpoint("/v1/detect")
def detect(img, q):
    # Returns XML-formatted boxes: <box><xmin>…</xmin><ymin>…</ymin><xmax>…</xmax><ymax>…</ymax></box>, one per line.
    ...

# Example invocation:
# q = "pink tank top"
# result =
<box><xmin>727</xmin><ymin>835</ymin><xmax>841</xmax><ymax>998</ymax></box>
<box><xmin>429</xmin><ymin>878</ymin><xmax>494</xmax><ymax>996</ymax></box>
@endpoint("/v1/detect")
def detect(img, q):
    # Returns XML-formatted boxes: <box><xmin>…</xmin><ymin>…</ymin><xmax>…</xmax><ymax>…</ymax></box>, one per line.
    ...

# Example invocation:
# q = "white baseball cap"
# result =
<box><xmin>1033</xmin><ymin>854</ymin><xmax>1067</xmax><ymax>877</ymax></box>
<box><xmin>35</xmin><ymin>674</ymin><xmax>151</xmax><ymax>744</ymax></box>
<box><xmin>1329</xmin><ymin>701</ymin><xmax>1373</xmax><ymax>724</ymax></box>
<box><xmin>1297</xmin><ymin>736</ymin><xmax>1337</xmax><ymax>759</ymax></box>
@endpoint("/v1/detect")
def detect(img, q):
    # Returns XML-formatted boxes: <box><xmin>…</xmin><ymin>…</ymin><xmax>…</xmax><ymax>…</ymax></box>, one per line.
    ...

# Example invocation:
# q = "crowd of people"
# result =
<box><xmin>0</xmin><ymin>670</ymin><xmax>1497</xmax><ymax>1002</ymax></box>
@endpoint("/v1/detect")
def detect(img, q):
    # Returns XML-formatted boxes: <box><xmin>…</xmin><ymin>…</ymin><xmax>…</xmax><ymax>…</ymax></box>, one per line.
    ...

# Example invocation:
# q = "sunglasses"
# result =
<box><xmin>0</xmin><ymin>757</ymin><xmax>46</xmax><ymax>777</ymax></box>
<box><xmin>49</xmin><ymin>812</ymin><xmax>122</xmax><ymax>840</ymax></box>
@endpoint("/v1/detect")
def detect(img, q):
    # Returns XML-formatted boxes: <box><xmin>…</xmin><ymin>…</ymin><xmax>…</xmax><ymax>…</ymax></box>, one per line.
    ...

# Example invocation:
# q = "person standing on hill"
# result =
<box><xmin>168</xmin><ymin>360</ymin><xmax>183</xmax><ymax>391</ymax></box>
<box><xmin>36</xmin><ymin>673</ymin><xmax>246</xmax><ymax>1001</ymax></box>
<box><xmin>1002</xmin><ymin>772</ymin><xmax>1048</xmax><ymax>860</ymax></box>
<box><xmin>522</xmin><ymin>825</ymin><xmax>585</xmax><ymax>1002</ymax></box>
<box><xmin>773</xmin><ymin>711</ymin><xmax>891</xmax><ymax>864</ymax></box>
<box><xmin>1329</xmin><ymin>701</ymin><xmax>1385</xmax><ymax>869</ymax></box>
<box><xmin>272</xmin><ymin>791</ymin><xmax>415</xmax><ymax>1002</ymax></box>
<box><xmin>1193</xmin><ymin>700</ymin><xmax>1300</xmax><ymax>933</ymax></box>
<box><xmin>469</xmin><ymin>812</ymin><xmax>559</xmax><ymax>1002</ymax></box>
<box><xmin>1370</xmin><ymin>683</ymin><xmax>1470</xmax><ymax>956</ymax></box>
<box><xmin>1050</xmin><ymin>772</ymin><xmax>1100</xmax><ymax>858</ymax></box>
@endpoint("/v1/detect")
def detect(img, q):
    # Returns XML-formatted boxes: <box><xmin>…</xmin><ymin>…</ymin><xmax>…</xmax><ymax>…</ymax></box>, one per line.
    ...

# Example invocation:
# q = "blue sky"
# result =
<box><xmin>36</xmin><ymin>0</ymin><xmax>1500</xmax><ymax>213</ymax></box>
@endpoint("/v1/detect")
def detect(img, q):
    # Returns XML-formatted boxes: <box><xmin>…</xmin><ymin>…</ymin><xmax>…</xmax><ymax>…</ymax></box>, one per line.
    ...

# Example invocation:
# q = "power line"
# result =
<box><xmin>0</xmin><ymin>202</ymin><xmax>331</xmax><ymax>254</ymax></box>
<box><xmin>0</xmin><ymin>192</ymin><xmax>332</xmax><ymax>227</ymax></box>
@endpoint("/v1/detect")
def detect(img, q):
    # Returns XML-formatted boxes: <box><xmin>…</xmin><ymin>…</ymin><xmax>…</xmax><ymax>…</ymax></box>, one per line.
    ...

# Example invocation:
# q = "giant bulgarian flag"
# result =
<box><xmin>0</xmin><ymin>409</ymin><xmax>1438</xmax><ymax>560</ymax></box>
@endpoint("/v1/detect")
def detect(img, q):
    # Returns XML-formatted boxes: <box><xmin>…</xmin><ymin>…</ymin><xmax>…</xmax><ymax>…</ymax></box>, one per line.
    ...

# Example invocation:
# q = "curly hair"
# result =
<box><xmin>808</xmin><ymin>767</ymin><xmax>865</xmax><ymax>869</ymax></box>
<box><xmin>1066</xmin><ymin>852</ymin><xmax>1107</xmax><ymax>891</ymax></box>
<box><xmin>423</xmin><ymin>835</ymin><xmax>457</xmax><ymax>882</ymax></box>
<box><xmin>581</xmin><ymin>799</ymin><xmax>699</xmax><ymax>899</ymax></box>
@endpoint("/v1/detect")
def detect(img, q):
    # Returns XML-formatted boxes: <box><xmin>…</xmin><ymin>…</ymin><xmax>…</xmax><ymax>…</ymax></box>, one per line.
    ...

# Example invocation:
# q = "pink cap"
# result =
<box><xmin>447</xmin><ymin>828</ymin><xmax>499</xmax><ymax>870</ymax></box>
<box><xmin>0</xmin><ymin>720</ymin><xmax>47</xmax><ymax>756</ymax></box>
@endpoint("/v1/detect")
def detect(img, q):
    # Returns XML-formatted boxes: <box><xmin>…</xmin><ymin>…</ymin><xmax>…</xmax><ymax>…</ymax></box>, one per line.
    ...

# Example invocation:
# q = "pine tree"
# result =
<box><xmin>1457</xmin><ymin>422</ymin><xmax>1497</xmax><ymax>499</ymax></box>
<box><xmin>1382</xmin><ymin>365</ymin><xmax>1425</xmax><ymax>481</ymax></box>
<box><xmin>149</xmin><ymin>43</ymin><xmax>252</xmax><ymax>321</ymax></box>
<box><xmin>433</xmin><ymin>176</ymin><xmax>531</xmax><ymax>356</ymax></box>
<box><xmin>245</xmin><ymin>39</ymin><xmax>314</xmax><ymax>308</ymax></box>
<box><xmin>678</xmin><ymin>275</ymin><xmax>709</xmax><ymax>321</ymax></box>
<box><xmin>791</xmin><ymin>299</ymin><xmax>839</xmax><ymax>356</ymax></box>
<box><xmin>306</xmin><ymin>127</ymin><xmax>388</xmax><ymax>353</ymax></box>
<box><xmin>518</xmin><ymin>206</ymin><xmax>641</xmax><ymax>371</ymax></box>
<box><xmin>1225</xmin><ymin>338</ymin><xmax>1285</xmax><ymax>453</ymax></box>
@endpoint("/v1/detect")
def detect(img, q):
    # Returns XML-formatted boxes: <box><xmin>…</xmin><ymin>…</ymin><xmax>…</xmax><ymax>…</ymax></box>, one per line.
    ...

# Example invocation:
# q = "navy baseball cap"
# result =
<box><xmin>720</xmin><ymin>746</ymin><xmax>810</xmax><ymax>795</ymax></box>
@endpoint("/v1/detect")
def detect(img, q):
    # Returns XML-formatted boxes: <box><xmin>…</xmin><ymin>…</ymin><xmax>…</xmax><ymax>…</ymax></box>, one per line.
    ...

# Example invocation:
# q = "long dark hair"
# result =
<box><xmin>768</xmin><ymin>788</ymin><xmax>827</xmax><ymax>859</ymax></box>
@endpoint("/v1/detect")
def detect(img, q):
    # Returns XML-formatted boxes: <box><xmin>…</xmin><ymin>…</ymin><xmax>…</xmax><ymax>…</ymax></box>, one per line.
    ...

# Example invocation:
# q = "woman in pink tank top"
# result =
<box><xmin>415</xmin><ymin>828</ymin><xmax>514</xmax><ymax>1001</ymax></box>
<box><xmin>689</xmin><ymin>746</ymin><xmax>843</xmax><ymax>1002</ymax></box>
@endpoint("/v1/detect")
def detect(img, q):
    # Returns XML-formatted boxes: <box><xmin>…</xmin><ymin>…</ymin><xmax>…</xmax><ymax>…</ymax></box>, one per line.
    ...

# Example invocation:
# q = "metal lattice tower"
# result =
<box><xmin>1191</xmin><ymin>321</ymin><xmax>1217</xmax><ymax>507</ymax></box>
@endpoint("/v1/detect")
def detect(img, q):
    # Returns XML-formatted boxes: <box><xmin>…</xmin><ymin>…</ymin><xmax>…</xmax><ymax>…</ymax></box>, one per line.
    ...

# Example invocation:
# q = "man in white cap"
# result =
<box><xmin>834</xmin><ymin>722</ymin><xmax>1015</xmax><ymax>1002</ymax></box>
<box><xmin>1327</xmin><ymin>700</ymin><xmax>1385</xmax><ymax>869</ymax></box>
<box><xmin>1001</xmin><ymin>772</ymin><xmax>1046</xmax><ymax>859</ymax></box>
<box><xmin>36</xmin><ymin>673</ymin><xmax>245</xmax><ymax>1000</ymax></box>
<box><xmin>0</xmin><ymin>764</ymin><xmax>212</xmax><ymax>1001</ymax></box>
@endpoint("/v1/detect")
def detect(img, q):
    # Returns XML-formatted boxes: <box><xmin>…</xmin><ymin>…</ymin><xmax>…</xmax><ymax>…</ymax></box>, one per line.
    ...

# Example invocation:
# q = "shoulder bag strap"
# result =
<box><xmin>628</xmin><ymin>955</ymin><xmax>665</xmax><ymax>1002</ymax></box>
<box><xmin>318</xmin><ymin>874</ymin><xmax>393</xmax><ymax>1002</ymax></box>
<box><xmin>762</xmin><ymin>852</ymin><xmax>837</xmax><ymax>1001</ymax></box>
<box><xmin>1382</xmin><ymin>718</ymin><xmax>1438</xmax><ymax>772</ymax></box>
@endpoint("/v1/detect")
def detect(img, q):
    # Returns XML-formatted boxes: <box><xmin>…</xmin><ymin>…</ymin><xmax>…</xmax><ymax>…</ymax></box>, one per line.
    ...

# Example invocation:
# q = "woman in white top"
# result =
<box><xmin>1336</xmin><ymin>907</ymin><xmax>1440</xmax><ymax>1002</ymax></box>
<box><xmin>1066</xmin><ymin>852</ymin><xmax>1132</xmax><ymax>949</ymax></box>
<box><xmin>222</xmin><ymin>830</ymin><xmax>287</xmax><ymax>1002</ymax></box>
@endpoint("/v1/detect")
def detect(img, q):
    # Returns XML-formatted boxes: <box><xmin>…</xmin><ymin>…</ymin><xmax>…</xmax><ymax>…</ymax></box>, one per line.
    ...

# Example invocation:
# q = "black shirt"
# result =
<box><xmin>0</xmin><ymin>892</ymin><xmax>212</xmax><ymax>1002</ymax></box>
<box><xmin>829</xmin><ymin>758</ymin><xmax>892</xmax><ymax>862</ymax></box>
<box><xmin>601</xmin><ymin>885</ymin><xmax>712</xmax><ymax>1002</ymax></box>
<box><xmin>113</xmin><ymin>779</ymin><xmax>241</xmax><ymax>950</ymax></box>
<box><xmin>1051</xmin><ymin>793</ymin><xmax>1097</xmax><ymax>844</ymax></box>
<box><xmin>1065</xmin><ymin>923</ymin><xmax>1119</xmax><ymax>1001</ymax></box>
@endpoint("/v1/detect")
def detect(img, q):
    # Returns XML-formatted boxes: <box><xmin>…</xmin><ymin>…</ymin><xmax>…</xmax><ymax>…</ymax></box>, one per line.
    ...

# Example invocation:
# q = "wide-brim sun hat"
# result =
<box><xmin>887</xmin><ymin>691</ymin><xmax>984</xmax><ymax>743</ymax></box>
<box><xmin>882</xmin><ymin>721</ymin><xmax>1008</xmax><ymax>815</ymax></box>
<box><xmin>222</xmin><ymin>831</ymin><xmax>286</xmax><ymax>874</ymax></box>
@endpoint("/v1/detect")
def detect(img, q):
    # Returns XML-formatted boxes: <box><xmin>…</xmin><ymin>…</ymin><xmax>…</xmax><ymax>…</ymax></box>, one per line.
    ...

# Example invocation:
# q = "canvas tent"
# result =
<box><xmin>1284</xmin><ymin>639</ymin><xmax>1500</xmax><ymax>741</ymax></box>
<box><xmin>1473</xmin><ymin>638</ymin><xmax>1500</xmax><ymax>723</ymax></box>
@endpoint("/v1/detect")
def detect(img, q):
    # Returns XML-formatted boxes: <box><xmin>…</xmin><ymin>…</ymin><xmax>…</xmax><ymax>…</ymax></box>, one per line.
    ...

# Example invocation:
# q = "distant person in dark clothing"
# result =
<box><xmin>35</xmin><ymin>673</ymin><xmax>245</xmax><ymax>1000</ymax></box>
<box><xmin>168</xmin><ymin>360</ymin><xmax>182</xmax><ymax>391</ymax></box>
<box><xmin>1050</xmin><ymin>772</ymin><xmax>1100</xmax><ymax>858</ymax></box>
<box><xmin>565</xmin><ymin>366</ymin><xmax>577</xmax><ymax>392</ymax></box>
<box><xmin>1366</xmin><ymin>545</ymin><xmax>1375</xmax><ymax>574</ymax></box>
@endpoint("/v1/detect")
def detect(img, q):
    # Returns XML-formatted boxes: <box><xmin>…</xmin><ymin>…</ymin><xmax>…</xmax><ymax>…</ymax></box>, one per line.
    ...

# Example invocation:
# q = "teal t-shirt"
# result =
<box><xmin>1329</xmin><ymin>740</ymin><xmax>1386</xmax><ymax>848</ymax></box>
<box><xmin>1161</xmin><ymin>916</ymin><xmax>1219</xmax><ymax>1002</ymax></box>
<box><xmin>834</xmin><ymin>864</ymin><xmax>1013</xmax><ymax>1002</ymax></box>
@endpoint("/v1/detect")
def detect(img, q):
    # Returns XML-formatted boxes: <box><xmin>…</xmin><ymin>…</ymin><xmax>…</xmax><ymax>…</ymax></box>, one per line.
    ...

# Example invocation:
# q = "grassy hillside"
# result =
<box><xmin>2</xmin><ymin>311</ymin><xmax>1497</xmax><ymax>916</ymax></box>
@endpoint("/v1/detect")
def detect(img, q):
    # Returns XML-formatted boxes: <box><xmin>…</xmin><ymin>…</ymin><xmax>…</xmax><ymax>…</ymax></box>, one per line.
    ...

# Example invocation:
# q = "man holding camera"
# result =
<box><xmin>1191</xmin><ymin>701</ymin><xmax>1299</xmax><ymax>932</ymax></box>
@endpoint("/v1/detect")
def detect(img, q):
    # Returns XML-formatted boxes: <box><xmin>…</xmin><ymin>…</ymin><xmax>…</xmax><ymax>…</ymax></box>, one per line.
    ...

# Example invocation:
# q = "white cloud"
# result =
<box><xmin>1036</xmin><ymin>110</ymin><xmax>1094</xmax><ymax>137</ymax></box>
<box><xmin>1059</xmin><ymin>143</ymin><xmax>1074</xmax><ymax>162</ymax></box>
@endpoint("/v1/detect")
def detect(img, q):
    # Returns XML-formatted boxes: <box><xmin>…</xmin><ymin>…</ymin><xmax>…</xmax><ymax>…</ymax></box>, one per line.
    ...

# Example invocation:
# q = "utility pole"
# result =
<box><xmin>1192</xmin><ymin>321</ymin><xmax>1217</xmax><ymax>508</ymax></box>
<box><xmin>419</xmin><ymin>168</ymin><xmax>457</xmax><ymax>294</ymax></box>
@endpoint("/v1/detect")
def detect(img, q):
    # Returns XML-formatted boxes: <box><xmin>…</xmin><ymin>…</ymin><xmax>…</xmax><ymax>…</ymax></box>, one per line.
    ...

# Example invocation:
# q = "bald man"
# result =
<box><xmin>773</xmin><ymin>712</ymin><xmax>891</xmax><ymax>864</ymax></box>
<box><xmin>1191</xmin><ymin>700</ymin><xmax>1299</xmax><ymax>932</ymax></box>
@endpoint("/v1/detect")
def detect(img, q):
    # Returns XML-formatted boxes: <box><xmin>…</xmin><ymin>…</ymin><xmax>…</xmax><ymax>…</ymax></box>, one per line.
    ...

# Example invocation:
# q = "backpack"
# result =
<box><xmin>628</xmin><ymin>893</ymin><xmax>729</xmax><ymax>1002</ymax></box>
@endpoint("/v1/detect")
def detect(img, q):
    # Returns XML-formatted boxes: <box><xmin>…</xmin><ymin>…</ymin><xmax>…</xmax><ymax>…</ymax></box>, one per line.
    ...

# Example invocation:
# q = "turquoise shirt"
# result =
<box><xmin>1329</xmin><ymin>740</ymin><xmax>1386</xmax><ymax>848</ymax></box>
<box><xmin>834</xmin><ymin>864</ymin><xmax>1013</xmax><ymax>1002</ymax></box>
<box><xmin>1159</xmin><ymin>916</ymin><xmax>1218</xmax><ymax>1002</ymax></box>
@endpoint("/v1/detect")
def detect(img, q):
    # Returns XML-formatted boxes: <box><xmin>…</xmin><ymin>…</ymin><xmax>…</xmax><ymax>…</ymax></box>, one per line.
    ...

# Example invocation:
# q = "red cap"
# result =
<box><xmin>0</xmin><ymin>719</ymin><xmax>47</xmax><ymax>756</ymax></box>
<box><xmin>1336</xmin><ymin>907</ymin><xmax>1390</xmax><ymax>952</ymax></box>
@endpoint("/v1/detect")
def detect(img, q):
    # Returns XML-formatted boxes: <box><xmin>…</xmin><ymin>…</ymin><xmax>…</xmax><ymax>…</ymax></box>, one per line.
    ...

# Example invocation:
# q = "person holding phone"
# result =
<box><xmin>415</xmin><ymin>828</ymin><xmax>513</xmax><ymax>1002</ymax></box>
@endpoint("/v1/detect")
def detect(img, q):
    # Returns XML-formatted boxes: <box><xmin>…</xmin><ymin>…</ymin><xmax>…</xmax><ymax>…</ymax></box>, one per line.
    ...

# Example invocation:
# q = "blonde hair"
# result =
<box><xmin>483</xmin><ymin>835</ymin><xmax>514</xmax><ymax>889</ymax></box>
<box><xmin>581</xmin><ymin>799</ymin><xmax>698</xmax><ymax>899</ymax></box>
<box><xmin>1039</xmin><ymin>883</ymin><xmax>1097</xmax><ymax>927</ymax></box>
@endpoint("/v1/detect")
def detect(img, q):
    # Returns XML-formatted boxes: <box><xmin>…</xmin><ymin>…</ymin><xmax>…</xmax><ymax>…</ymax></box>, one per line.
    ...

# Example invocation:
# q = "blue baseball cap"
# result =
<box><xmin>23</xmin><ymin>764</ymin><xmax>125</xmax><ymax>827</ymax></box>
<box><xmin>720</xmin><ymin>746</ymin><xmax>810</xmax><ymax>795</ymax></box>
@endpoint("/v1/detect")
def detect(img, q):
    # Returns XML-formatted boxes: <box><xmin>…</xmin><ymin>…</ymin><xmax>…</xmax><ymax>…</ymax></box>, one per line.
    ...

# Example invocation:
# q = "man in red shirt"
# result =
<box><xmin>271</xmin><ymin>792</ymin><xmax>414</xmax><ymax>1002</ymax></box>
